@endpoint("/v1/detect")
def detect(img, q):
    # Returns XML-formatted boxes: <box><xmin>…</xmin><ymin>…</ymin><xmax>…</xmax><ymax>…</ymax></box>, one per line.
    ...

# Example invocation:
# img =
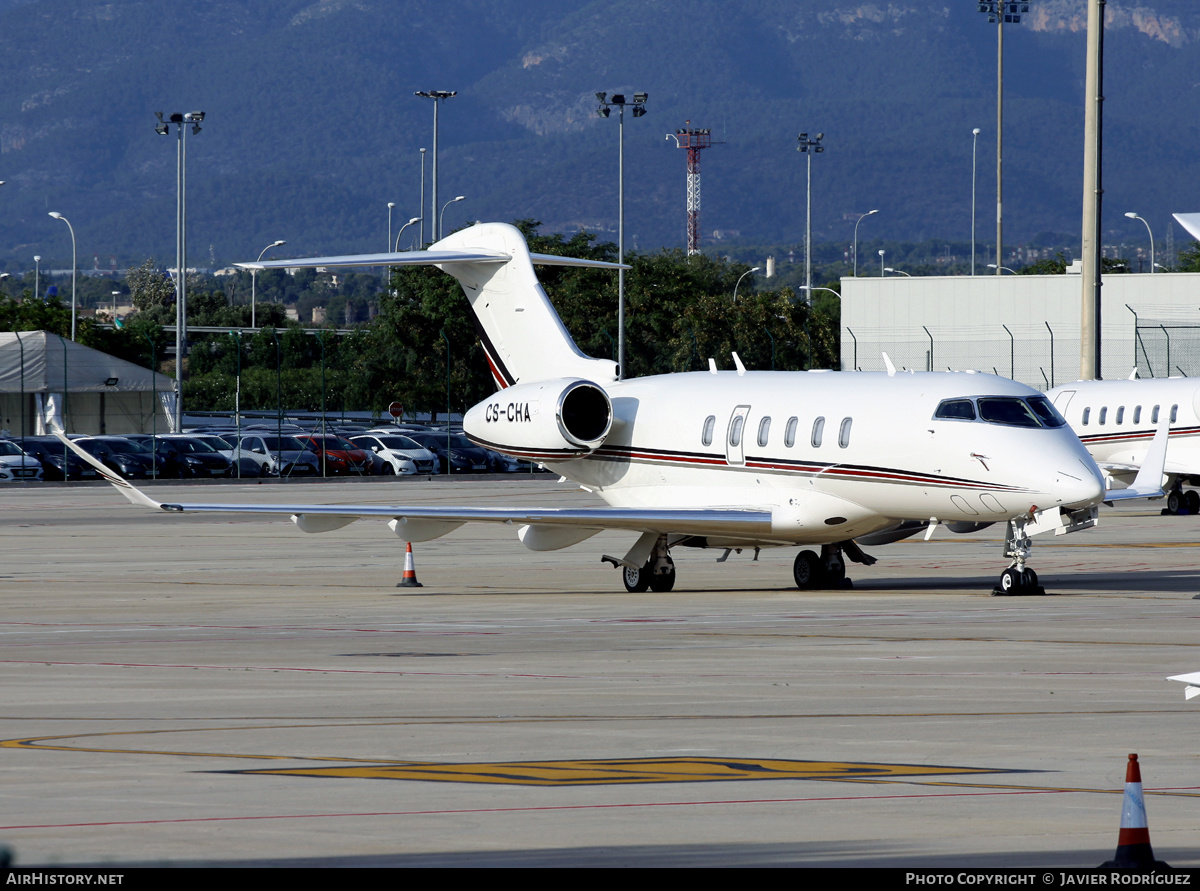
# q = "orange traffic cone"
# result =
<box><xmin>1100</xmin><ymin>753</ymin><xmax>1170</xmax><ymax>869</ymax></box>
<box><xmin>397</xmin><ymin>542</ymin><xmax>423</xmax><ymax>588</ymax></box>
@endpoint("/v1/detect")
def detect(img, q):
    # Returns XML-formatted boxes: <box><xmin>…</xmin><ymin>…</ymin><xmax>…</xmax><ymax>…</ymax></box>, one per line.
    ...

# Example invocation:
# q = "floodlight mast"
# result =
<box><xmin>415</xmin><ymin>91</ymin><xmax>456</xmax><ymax>240</ymax></box>
<box><xmin>666</xmin><ymin>124</ymin><xmax>723</xmax><ymax>255</ymax></box>
<box><xmin>154</xmin><ymin>110</ymin><xmax>205</xmax><ymax>431</ymax></box>
<box><xmin>596</xmin><ymin>91</ymin><xmax>649</xmax><ymax>381</ymax></box>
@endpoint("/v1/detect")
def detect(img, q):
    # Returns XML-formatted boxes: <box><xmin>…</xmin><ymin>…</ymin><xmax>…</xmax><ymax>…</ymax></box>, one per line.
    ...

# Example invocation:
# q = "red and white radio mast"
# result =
<box><xmin>667</xmin><ymin>123</ymin><xmax>723</xmax><ymax>255</ymax></box>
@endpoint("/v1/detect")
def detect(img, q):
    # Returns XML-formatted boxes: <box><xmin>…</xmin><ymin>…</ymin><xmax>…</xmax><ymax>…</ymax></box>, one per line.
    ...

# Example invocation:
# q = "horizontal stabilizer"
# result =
<box><xmin>1103</xmin><ymin>415</ymin><xmax>1169</xmax><ymax>501</ymax></box>
<box><xmin>1166</xmin><ymin>671</ymin><xmax>1200</xmax><ymax>700</ymax></box>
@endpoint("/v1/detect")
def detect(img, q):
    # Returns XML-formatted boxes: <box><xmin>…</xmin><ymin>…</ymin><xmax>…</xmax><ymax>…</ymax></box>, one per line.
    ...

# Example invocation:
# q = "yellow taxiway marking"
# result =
<box><xmin>235</xmin><ymin>756</ymin><xmax>1010</xmax><ymax>786</ymax></box>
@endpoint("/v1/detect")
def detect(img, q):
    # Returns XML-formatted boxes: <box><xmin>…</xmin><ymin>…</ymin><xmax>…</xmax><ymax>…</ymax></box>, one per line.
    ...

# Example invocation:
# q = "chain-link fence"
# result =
<box><xmin>843</xmin><ymin>323</ymin><xmax>1084</xmax><ymax>390</ymax></box>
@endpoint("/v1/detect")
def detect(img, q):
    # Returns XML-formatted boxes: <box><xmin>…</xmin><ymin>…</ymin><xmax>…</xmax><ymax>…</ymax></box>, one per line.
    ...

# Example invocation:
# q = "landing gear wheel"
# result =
<box><xmin>622</xmin><ymin>564</ymin><xmax>651</xmax><ymax>593</ymax></box>
<box><xmin>648</xmin><ymin>565</ymin><xmax>676</xmax><ymax>593</ymax></box>
<box><xmin>793</xmin><ymin>550</ymin><xmax>823</xmax><ymax>589</ymax></box>
<box><xmin>1167</xmin><ymin>490</ymin><xmax>1183</xmax><ymax>515</ymax></box>
<box><xmin>995</xmin><ymin>566</ymin><xmax>1045</xmax><ymax>596</ymax></box>
<box><xmin>1186</xmin><ymin>490</ymin><xmax>1199</xmax><ymax>515</ymax></box>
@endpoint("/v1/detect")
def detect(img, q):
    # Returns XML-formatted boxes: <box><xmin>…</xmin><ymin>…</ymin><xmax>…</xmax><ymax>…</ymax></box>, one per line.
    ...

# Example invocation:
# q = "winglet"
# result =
<box><xmin>50</xmin><ymin>431</ymin><xmax>166</xmax><ymax>511</ymax></box>
<box><xmin>1104</xmin><ymin>415</ymin><xmax>1169</xmax><ymax>501</ymax></box>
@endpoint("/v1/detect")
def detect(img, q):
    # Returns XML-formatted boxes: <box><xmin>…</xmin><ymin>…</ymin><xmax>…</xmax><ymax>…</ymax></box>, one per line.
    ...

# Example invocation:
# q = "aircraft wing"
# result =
<box><xmin>52</xmin><ymin>432</ymin><xmax>772</xmax><ymax>541</ymax></box>
<box><xmin>236</xmin><ymin>250</ymin><xmax>629</xmax><ymax>271</ymax></box>
<box><xmin>1166</xmin><ymin>672</ymin><xmax>1200</xmax><ymax>700</ymax></box>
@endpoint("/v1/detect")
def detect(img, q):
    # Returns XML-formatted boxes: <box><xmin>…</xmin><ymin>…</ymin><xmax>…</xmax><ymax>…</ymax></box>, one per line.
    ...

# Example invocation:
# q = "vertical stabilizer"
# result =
<box><xmin>431</xmin><ymin>223</ymin><xmax>619</xmax><ymax>388</ymax></box>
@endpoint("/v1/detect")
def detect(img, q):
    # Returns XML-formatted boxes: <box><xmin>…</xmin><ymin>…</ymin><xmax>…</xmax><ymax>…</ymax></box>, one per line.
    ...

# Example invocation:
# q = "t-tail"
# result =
<box><xmin>237</xmin><ymin>221</ymin><xmax>623</xmax><ymax>389</ymax></box>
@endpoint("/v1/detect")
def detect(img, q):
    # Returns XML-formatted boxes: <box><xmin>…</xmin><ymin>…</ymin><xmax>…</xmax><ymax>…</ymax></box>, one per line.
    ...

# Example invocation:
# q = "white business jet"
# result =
<box><xmin>1048</xmin><ymin>375</ymin><xmax>1200</xmax><ymax>514</ymax></box>
<box><xmin>61</xmin><ymin>223</ymin><xmax>1145</xmax><ymax>595</ymax></box>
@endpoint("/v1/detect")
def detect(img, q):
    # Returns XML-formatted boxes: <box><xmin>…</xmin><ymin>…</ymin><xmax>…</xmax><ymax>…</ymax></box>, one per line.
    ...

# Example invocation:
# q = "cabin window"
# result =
<box><xmin>1171</xmin><ymin>404</ymin><xmax>1179</xmax><ymax>423</ymax></box>
<box><xmin>1133</xmin><ymin>406</ymin><xmax>1142</xmax><ymax>424</ymax></box>
<box><xmin>1152</xmin><ymin>405</ymin><xmax>1160</xmax><ymax>423</ymax></box>
<box><xmin>838</xmin><ymin>418</ymin><xmax>852</xmax><ymax>448</ymax></box>
<box><xmin>701</xmin><ymin>415</ymin><xmax>715</xmax><ymax>447</ymax></box>
<box><xmin>729</xmin><ymin>416</ymin><xmax>744</xmax><ymax>447</ymax></box>
<box><xmin>1082</xmin><ymin>407</ymin><xmax>1090</xmax><ymax>425</ymax></box>
<box><xmin>784</xmin><ymin>417</ymin><xmax>798</xmax><ymax>448</ymax></box>
<box><xmin>811</xmin><ymin>417</ymin><xmax>825</xmax><ymax>448</ymax></box>
<box><xmin>1116</xmin><ymin>406</ymin><xmax>1125</xmax><ymax>424</ymax></box>
<box><xmin>757</xmin><ymin>417</ymin><xmax>771</xmax><ymax>447</ymax></box>
<box><xmin>934</xmin><ymin>399</ymin><xmax>976</xmax><ymax>421</ymax></box>
<box><xmin>1098</xmin><ymin>407</ymin><xmax>1107</xmax><ymax>425</ymax></box>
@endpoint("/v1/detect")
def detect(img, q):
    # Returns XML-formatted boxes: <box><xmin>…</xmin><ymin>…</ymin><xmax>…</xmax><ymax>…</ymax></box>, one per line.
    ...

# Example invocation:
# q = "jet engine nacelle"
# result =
<box><xmin>463</xmin><ymin>377</ymin><xmax>613</xmax><ymax>459</ymax></box>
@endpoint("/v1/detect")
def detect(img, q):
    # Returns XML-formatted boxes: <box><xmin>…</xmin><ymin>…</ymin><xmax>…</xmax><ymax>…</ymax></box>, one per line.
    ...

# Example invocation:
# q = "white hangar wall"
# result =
<box><xmin>839</xmin><ymin>273</ymin><xmax>1200</xmax><ymax>390</ymax></box>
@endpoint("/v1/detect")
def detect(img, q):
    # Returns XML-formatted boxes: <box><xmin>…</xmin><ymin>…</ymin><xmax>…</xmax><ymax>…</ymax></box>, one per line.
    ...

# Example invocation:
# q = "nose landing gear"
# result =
<box><xmin>993</xmin><ymin>516</ymin><xmax>1049</xmax><ymax>596</ymax></box>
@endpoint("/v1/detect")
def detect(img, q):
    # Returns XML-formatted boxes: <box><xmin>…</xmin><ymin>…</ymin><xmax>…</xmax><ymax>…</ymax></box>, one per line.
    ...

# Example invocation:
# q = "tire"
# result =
<box><xmin>793</xmin><ymin>550</ymin><xmax>823</xmax><ymax>589</ymax></box>
<box><xmin>649</xmin><ymin>565</ymin><xmax>676</xmax><ymax>593</ymax></box>
<box><xmin>381</xmin><ymin>462</ymin><xmax>396</xmax><ymax>476</ymax></box>
<box><xmin>1167</xmin><ymin>490</ymin><xmax>1183</xmax><ymax>515</ymax></box>
<box><xmin>1186</xmin><ymin>490</ymin><xmax>1200</xmax><ymax>515</ymax></box>
<box><xmin>999</xmin><ymin>567</ymin><xmax>1022</xmax><ymax>593</ymax></box>
<box><xmin>623</xmin><ymin>564</ymin><xmax>650</xmax><ymax>593</ymax></box>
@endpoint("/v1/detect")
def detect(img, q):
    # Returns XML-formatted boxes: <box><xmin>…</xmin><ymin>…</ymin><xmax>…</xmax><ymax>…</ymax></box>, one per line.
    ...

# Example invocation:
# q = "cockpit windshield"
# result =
<box><xmin>934</xmin><ymin>396</ymin><xmax>1066</xmax><ymax>429</ymax></box>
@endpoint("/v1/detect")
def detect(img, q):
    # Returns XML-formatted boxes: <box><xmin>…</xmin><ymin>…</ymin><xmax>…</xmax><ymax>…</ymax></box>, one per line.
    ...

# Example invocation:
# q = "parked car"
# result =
<box><xmin>4</xmin><ymin>436</ymin><xmax>101</xmax><ymax>481</ymax></box>
<box><xmin>72</xmin><ymin>436</ymin><xmax>162</xmax><ymax>480</ymax></box>
<box><xmin>126</xmin><ymin>435</ymin><xmax>234</xmax><ymax>478</ymax></box>
<box><xmin>405</xmin><ymin>432</ymin><xmax>491</xmax><ymax>474</ymax></box>
<box><xmin>232</xmin><ymin>434</ymin><xmax>320</xmax><ymax>477</ymax></box>
<box><xmin>0</xmin><ymin>440</ymin><xmax>43</xmax><ymax>481</ymax></box>
<box><xmin>296</xmin><ymin>433</ymin><xmax>373</xmax><ymax>475</ymax></box>
<box><xmin>349</xmin><ymin>434</ymin><xmax>439</xmax><ymax>475</ymax></box>
<box><xmin>179</xmin><ymin>433</ymin><xmax>265</xmax><ymax>478</ymax></box>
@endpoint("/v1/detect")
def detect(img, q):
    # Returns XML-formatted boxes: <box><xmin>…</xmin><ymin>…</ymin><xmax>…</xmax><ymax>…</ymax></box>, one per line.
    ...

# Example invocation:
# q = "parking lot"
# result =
<box><xmin>2</xmin><ymin>478</ymin><xmax>1199</xmax><ymax>867</ymax></box>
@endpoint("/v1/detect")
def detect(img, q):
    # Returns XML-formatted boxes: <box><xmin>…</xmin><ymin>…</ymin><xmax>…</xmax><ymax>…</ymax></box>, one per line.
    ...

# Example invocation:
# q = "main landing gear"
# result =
<box><xmin>792</xmin><ymin>541</ymin><xmax>875</xmax><ymax>590</ymax></box>
<box><xmin>992</xmin><ymin>516</ymin><xmax>1049</xmax><ymax>596</ymax></box>
<box><xmin>1162</xmin><ymin>485</ymin><xmax>1200</xmax><ymax>516</ymax></box>
<box><xmin>615</xmin><ymin>534</ymin><xmax>676</xmax><ymax>593</ymax></box>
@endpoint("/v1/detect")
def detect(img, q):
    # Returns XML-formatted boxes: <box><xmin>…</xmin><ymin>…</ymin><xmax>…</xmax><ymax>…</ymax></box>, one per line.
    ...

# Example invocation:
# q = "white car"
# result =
<box><xmin>350</xmin><ymin>434</ymin><xmax>439</xmax><ymax>475</ymax></box>
<box><xmin>0</xmin><ymin>440</ymin><xmax>43</xmax><ymax>481</ymax></box>
<box><xmin>231</xmin><ymin>434</ymin><xmax>321</xmax><ymax>477</ymax></box>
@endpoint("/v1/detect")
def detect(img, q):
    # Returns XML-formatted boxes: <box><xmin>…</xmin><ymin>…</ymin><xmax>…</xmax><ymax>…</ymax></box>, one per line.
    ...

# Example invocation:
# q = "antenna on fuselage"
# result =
<box><xmin>731</xmin><ymin>352</ymin><xmax>746</xmax><ymax>376</ymax></box>
<box><xmin>882</xmin><ymin>352</ymin><xmax>896</xmax><ymax>377</ymax></box>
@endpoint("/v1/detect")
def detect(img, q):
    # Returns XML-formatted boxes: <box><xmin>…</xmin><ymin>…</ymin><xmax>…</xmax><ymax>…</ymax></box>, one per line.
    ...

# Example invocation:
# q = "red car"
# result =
<box><xmin>296</xmin><ymin>434</ymin><xmax>373</xmax><ymax>475</ymax></box>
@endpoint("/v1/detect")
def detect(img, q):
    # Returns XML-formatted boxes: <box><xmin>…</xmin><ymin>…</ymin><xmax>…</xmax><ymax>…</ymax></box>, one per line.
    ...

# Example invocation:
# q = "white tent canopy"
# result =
<box><xmin>0</xmin><ymin>331</ymin><xmax>175</xmax><ymax>436</ymax></box>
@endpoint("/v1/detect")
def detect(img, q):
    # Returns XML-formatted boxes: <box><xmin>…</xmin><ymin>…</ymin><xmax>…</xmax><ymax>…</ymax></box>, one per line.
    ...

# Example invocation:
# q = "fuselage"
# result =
<box><xmin>469</xmin><ymin>369</ymin><xmax>1105</xmax><ymax>546</ymax></box>
<box><xmin>1048</xmin><ymin>377</ymin><xmax>1200</xmax><ymax>481</ymax></box>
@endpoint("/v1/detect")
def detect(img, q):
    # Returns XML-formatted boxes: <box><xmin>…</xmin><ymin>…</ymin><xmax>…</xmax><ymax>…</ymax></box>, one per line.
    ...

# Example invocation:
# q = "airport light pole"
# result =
<box><xmin>394</xmin><ymin>217</ymin><xmax>421</xmax><ymax>252</ymax></box>
<box><xmin>853</xmin><ymin>209</ymin><xmax>878</xmax><ymax>277</ymax></box>
<box><xmin>47</xmin><ymin>212</ymin><xmax>76</xmax><ymax>340</ymax></box>
<box><xmin>419</xmin><ymin>148</ymin><xmax>427</xmax><ymax>245</ymax></box>
<box><xmin>971</xmin><ymin>127</ymin><xmax>981</xmax><ymax>274</ymax></box>
<box><xmin>597</xmin><ymin>91</ymin><xmax>648</xmax><ymax>381</ymax></box>
<box><xmin>439</xmin><ymin>196</ymin><xmax>465</xmax><ymax>238</ymax></box>
<box><xmin>977</xmin><ymin>2</ymin><xmax>1031</xmax><ymax>275</ymax></box>
<box><xmin>1124</xmin><ymin>212</ymin><xmax>1154</xmax><ymax>273</ymax></box>
<box><xmin>415</xmin><ymin>90</ymin><xmax>456</xmax><ymax>240</ymax></box>
<box><xmin>879</xmin><ymin>249</ymin><xmax>885</xmax><ymax>276</ymax></box>
<box><xmin>987</xmin><ymin>264</ymin><xmax>1016</xmax><ymax>274</ymax></box>
<box><xmin>155</xmin><ymin>110</ymin><xmax>204</xmax><ymax>432</ymax></box>
<box><xmin>33</xmin><ymin>256</ymin><xmax>40</xmax><ymax>300</ymax></box>
<box><xmin>387</xmin><ymin>202</ymin><xmax>395</xmax><ymax>252</ymax></box>
<box><xmin>884</xmin><ymin>268</ymin><xmax>911</xmax><ymax>277</ymax></box>
<box><xmin>733</xmin><ymin>267</ymin><xmax>760</xmax><ymax>301</ymax></box>
<box><xmin>797</xmin><ymin>132</ymin><xmax>824</xmax><ymax>301</ymax></box>
<box><xmin>252</xmin><ymin>240</ymin><xmax>285</xmax><ymax>328</ymax></box>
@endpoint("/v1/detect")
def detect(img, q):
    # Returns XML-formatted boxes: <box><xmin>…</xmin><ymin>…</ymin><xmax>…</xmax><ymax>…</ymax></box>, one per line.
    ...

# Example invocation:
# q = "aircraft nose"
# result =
<box><xmin>1055</xmin><ymin>458</ymin><xmax>1106</xmax><ymax>509</ymax></box>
